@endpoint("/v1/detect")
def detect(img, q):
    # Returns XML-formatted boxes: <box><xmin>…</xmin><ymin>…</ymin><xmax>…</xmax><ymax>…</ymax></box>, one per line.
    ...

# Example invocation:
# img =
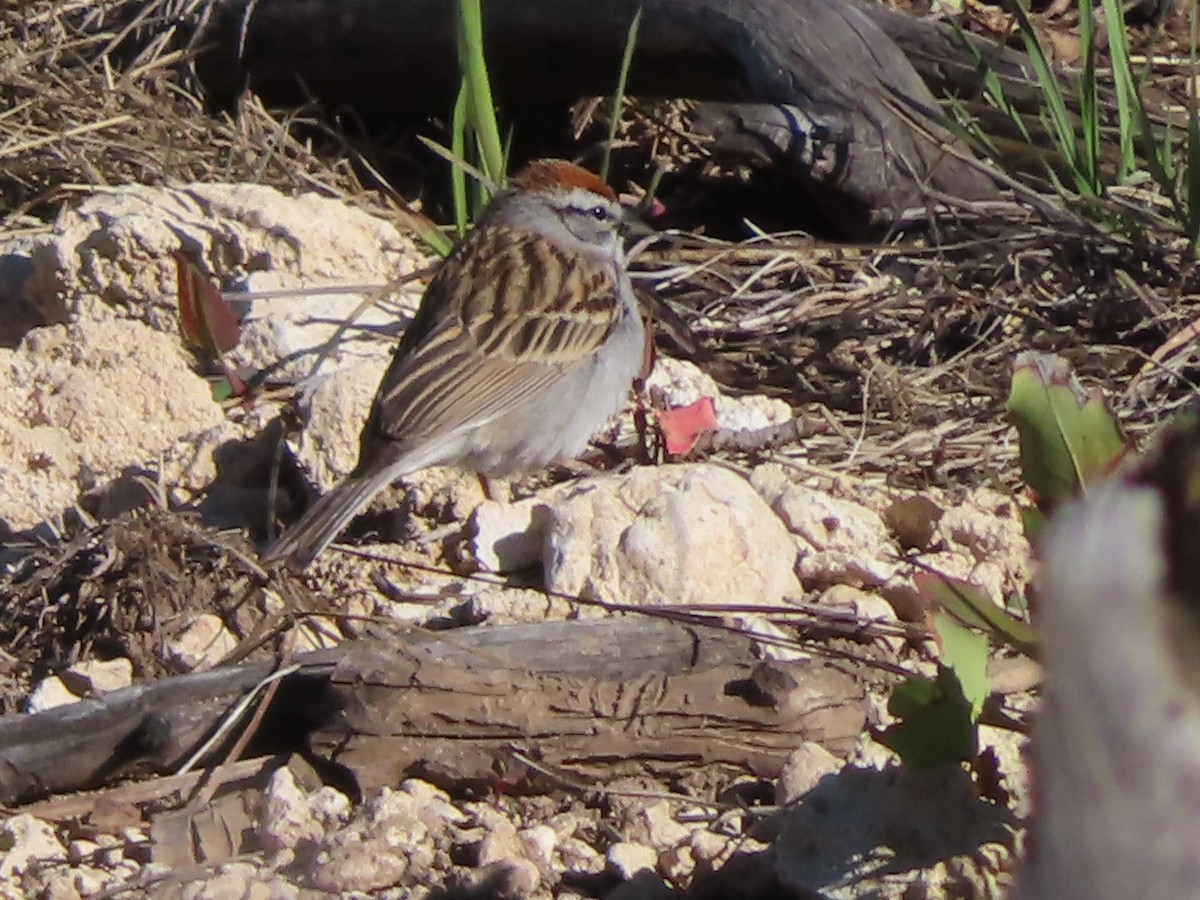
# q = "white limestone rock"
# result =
<box><xmin>544</xmin><ymin>464</ymin><xmax>801</xmax><ymax>608</ymax></box>
<box><xmin>163</xmin><ymin>613</ymin><xmax>238</xmax><ymax>672</ymax></box>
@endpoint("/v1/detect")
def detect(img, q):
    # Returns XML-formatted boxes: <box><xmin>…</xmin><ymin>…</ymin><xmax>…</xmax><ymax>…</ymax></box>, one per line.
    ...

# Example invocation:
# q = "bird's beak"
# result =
<box><xmin>617</xmin><ymin>190</ymin><xmax>665</xmax><ymax>239</ymax></box>
<box><xmin>620</xmin><ymin>213</ymin><xmax>656</xmax><ymax>240</ymax></box>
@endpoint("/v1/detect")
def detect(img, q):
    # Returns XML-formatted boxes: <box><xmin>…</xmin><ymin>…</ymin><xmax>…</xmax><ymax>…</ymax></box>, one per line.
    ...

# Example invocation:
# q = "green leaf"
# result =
<box><xmin>1006</xmin><ymin>352</ymin><xmax>1127</xmax><ymax>508</ymax></box>
<box><xmin>877</xmin><ymin>668</ymin><xmax>978</xmax><ymax>769</ymax></box>
<box><xmin>210</xmin><ymin>364</ymin><xmax>258</xmax><ymax>403</ymax></box>
<box><xmin>934</xmin><ymin>611</ymin><xmax>990</xmax><ymax>720</ymax></box>
<box><xmin>914</xmin><ymin>572</ymin><xmax>1039</xmax><ymax>657</ymax></box>
<box><xmin>887</xmin><ymin>673</ymin><xmax>940</xmax><ymax>719</ymax></box>
<box><xmin>211</xmin><ymin>376</ymin><xmax>236</xmax><ymax>403</ymax></box>
<box><xmin>173</xmin><ymin>251</ymin><xmax>243</xmax><ymax>358</ymax></box>
<box><xmin>1020</xmin><ymin>506</ymin><xmax>1047</xmax><ymax>550</ymax></box>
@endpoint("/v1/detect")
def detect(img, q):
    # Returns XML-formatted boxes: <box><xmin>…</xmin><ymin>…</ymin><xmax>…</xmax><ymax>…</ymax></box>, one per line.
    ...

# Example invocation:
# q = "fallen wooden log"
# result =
<box><xmin>189</xmin><ymin>0</ymin><xmax>1000</xmax><ymax>235</ymax></box>
<box><xmin>0</xmin><ymin>617</ymin><xmax>867</xmax><ymax>806</ymax></box>
<box><xmin>316</xmin><ymin>631</ymin><xmax>867</xmax><ymax>795</ymax></box>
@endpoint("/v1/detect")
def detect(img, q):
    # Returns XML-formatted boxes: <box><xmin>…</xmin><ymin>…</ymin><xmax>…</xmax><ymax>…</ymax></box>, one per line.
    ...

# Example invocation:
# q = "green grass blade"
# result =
<box><xmin>1099</xmin><ymin>0</ymin><xmax>1138</xmax><ymax>182</ymax></box>
<box><xmin>1010</xmin><ymin>0</ymin><xmax>1086</xmax><ymax>192</ymax></box>
<box><xmin>1135</xmin><ymin>88</ymin><xmax>1175</xmax><ymax>194</ymax></box>
<box><xmin>1078</xmin><ymin>0</ymin><xmax>1100</xmax><ymax>193</ymax></box>
<box><xmin>418</xmin><ymin>135</ymin><xmax>498</xmax><ymax>191</ymax></box>
<box><xmin>946</xmin><ymin>94</ymin><xmax>1002</xmax><ymax>159</ymax></box>
<box><xmin>457</xmin><ymin>0</ymin><xmax>504</xmax><ymax>189</ymax></box>
<box><xmin>451</xmin><ymin>81</ymin><xmax>470</xmax><ymax>238</ymax></box>
<box><xmin>601</xmin><ymin>7</ymin><xmax>641</xmax><ymax>183</ymax></box>
<box><xmin>1186</xmin><ymin>101</ymin><xmax>1200</xmax><ymax>245</ymax></box>
<box><xmin>1186</xmin><ymin>3</ymin><xmax>1200</xmax><ymax>247</ymax></box>
<box><xmin>957</xmin><ymin>21</ymin><xmax>1032</xmax><ymax>144</ymax></box>
<box><xmin>502</xmin><ymin>125</ymin><xmax>514</xmax><ymax>175</ymax></box>
<box><xmin>471</xmin><ymin>131</ymin><xmax>490</xmax><ymax>215</ymax></box>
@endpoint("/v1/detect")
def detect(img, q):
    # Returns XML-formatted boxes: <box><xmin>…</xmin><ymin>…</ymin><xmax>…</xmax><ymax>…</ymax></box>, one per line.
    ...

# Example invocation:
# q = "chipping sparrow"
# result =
<box><xmin>262</xmin><ymin>159</ymin><xmax>646</xmax><ymax>568</ymax></box>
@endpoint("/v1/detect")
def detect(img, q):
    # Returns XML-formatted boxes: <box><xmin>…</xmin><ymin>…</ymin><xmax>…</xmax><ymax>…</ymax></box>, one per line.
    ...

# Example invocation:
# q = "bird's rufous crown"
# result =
<box><xmin>512</xmin><ymin>159</ymin><xmax>617</xmax><ymax>201</ymax></box>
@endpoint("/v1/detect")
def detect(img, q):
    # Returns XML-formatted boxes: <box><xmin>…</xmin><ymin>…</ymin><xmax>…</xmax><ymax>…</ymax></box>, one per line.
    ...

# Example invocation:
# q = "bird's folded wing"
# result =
<box><xmin>368</xmin><ymin>226</ymin><xmax>621</xmax><ymax>449</ymax></box>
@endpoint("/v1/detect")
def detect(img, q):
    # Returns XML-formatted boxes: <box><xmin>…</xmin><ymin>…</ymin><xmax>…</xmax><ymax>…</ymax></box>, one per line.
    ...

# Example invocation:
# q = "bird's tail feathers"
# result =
<box><xmin>260</xmin><ymin>467</ymin><xmax>400</xmax><ymax>570</ymax></box>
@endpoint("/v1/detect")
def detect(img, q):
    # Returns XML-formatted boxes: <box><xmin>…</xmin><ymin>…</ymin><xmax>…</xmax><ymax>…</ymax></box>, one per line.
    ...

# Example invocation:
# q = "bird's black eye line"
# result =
<box><xmin>567</xmin><ymin>203</ymin><xmax>612</xmax><ymax>222</ymax></box>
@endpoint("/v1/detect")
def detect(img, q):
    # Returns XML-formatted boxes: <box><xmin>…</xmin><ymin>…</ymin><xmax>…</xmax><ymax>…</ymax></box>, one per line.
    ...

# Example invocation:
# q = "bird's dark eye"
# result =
<box><xmin>589</xmin><ymin>205</ymin><xmax>609</xmax><ymax>220</ymax></box>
